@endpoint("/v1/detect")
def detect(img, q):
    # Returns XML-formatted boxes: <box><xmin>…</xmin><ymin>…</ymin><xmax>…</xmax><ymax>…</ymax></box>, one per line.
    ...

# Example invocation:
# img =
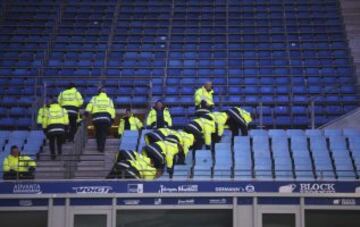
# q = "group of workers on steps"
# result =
<box><xmin>3</xmin><ymin>81</ymin><xmax>252</xmax><ymax>180</ymax></box>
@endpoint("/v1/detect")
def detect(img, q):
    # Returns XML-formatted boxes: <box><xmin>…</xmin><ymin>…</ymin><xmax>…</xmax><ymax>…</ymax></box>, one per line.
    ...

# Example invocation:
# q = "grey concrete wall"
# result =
<box><xmin>321</xmin><ymin>107</ymin><xmax>360</xmax><ymax>129</ymax></box>
<box><xmin>339</xmin><ymin>0</ymin><xmax>360</xmax><ymax>90</ymax></box>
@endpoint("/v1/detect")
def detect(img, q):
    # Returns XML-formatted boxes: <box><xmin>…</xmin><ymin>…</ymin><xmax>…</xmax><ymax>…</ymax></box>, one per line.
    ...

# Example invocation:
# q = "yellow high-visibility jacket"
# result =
<box><xmin>155</xmin><ymin>140</ymin><xmax>179</xmax><ymax>169</ymax></box>
<box><xmin>36</xmin><ymin>106</ymin><xmax>48</xmax><ymax>129</ymax></box>
<box><xmin>43</xmin><ymin>104</ymin><xmax>69</xmax><ymax>128</ymax></box>
<box><xmin>176</xmin><ymin>130</ymin><xmax>195</xmax><ymax>156</ymax></box>
<box><xmin>208</xmin><ymin>112</ymin><xmax>229</xmax><ymax>137</ymax></box>
<box><xmin>3</xmin><ymin>155</ymin><xmax>36</xmax><ymax>172</ymax></box>
<box><xmin>118</xmin><ymin>115</ymin><xmax>143</xmax><ymax>136</ymax></box>
<box><xmin>235</xmin><ymin>107</ymin><xmax>253</xmax><ymax>125</ymax></box>
<box><xmin>58</xmin><ymin>87</ymin><xmax>83</xmax><ymax>108</ymax></box>
<box><xmin>158</xmin><ymin>128</ymin><xmax>177</xmax><ymax>136</ymax></box>
<box><xmin>194</xmin><ymin>86</ymin><xmax>214</xmax><ymax>107</ymax></box>
<box><xmin>193</xmin><ymin>117</ymin><xmax>216</xmax><ymax>146</ymax></box>
<box><xmin>132</xmin><ymin>153</ymin><xmax>157</xmax><ymax>180</ymax></box>
<box><xmin>85</xmin><ymin>92</ymin><xmax>115</xmax><ymax>119</ymax></box>
<box><xmin>144</xmin><ymin>128</ymin><xmax>178</xmax><ymax>145</ymax></box>
<box><xmin>146</xmin><ymin>108</ymin><xmax>172</xmax><ymax>128</ymax></box>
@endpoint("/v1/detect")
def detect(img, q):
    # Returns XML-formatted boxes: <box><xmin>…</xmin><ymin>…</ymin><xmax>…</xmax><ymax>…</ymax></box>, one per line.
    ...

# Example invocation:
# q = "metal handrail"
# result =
<box><xmin>65</xmin><ymin>121</ymin><xmax>88</xmax><ymax>178</ymax></box>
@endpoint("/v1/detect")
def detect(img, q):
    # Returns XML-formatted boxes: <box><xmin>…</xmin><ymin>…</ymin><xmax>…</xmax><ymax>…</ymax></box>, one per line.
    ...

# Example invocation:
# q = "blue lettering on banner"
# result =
<box><xmin>72</xmin><ymin>186</ymin><xmax>113</xmax><ymax>194</ymax></box>
<box><xmin>305</xmin><ymin>198</ymin><xmax>360</xmax><ymax>206</ymax></box>
<box><xmin>13</xmin><ymin>183</ymin><xmax>42</xmax><ymax>194</ymax></box>
<box><xmin>0</xmin><ymin>199</ymin><xmax>48</xmax><ymax>207</ymax></box>
<box><xmin>117</xmin><ymin>197</ymin><xmax>232</xmax><ymax>205</ymax></box>
<box><xmin>0</xmin><ymin>181</ymin><xmax>359</xmax><ymax>194</ymax></box>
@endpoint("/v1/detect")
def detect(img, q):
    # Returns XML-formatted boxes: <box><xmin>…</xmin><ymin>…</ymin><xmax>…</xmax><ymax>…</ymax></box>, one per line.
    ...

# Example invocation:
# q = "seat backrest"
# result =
<box><xmin>290</xmin><ymin>135</ymin><xmax>308</xmax><ymax>151</ymax></box>
<box><xmin>305</xmin><ymin>129</ymin><xmax>322</xmax><ymax>136</ymax></box>
<box><xmin>271</xmin><ymin>136</ymin><xmax>289</xmax><ymax>154</ymax></box>
<box><xmin>123</xmin><ymin>130</ymin><xmax>139</xmax><ymax>138</ymax></box>
<box><xmin>268</xmin><ymin>129</ymin><xmax>286</xmax><ymax>137</ymax></box>
<box><xmin>234</xmin><ymin>136</ymin><xmax>250</xmax><ymax>151</ymax></box>
<box><xmin>323</xmin><ymin>129</ymin><xmax>342</xmax><ymax>137</ymax></box>
<box><xmin>252</xmin><ymin>136</ymin><xmax>269</xmax><ymax>151</ymax></box>
<box><xmin>195</xmin><ymin>149</ymin><xmax>213</xmax><ymax>168</ymax></box>
<box><xmin>348</xmin><ymin>136</ymin><xmax>360</xmax><ymax>151</ymax></box>
<box><xmin>328</xmin><ymin>136</ymin><xmax>347</xmax><ymax>151</ymax></box>
<box><xmin>286</xmin><ymin>129</ymin><xmax>304</xmax><ymax>137</ymax></box>
<box><xmin>309</xmin><ymin>136</ymin><xmax>327</xmax><ymax>151</ymax></box>
<box><xmin>343</xmin><ymin>129</ymin><xmax>360</xmax><ymax>137</ymax></box>
<box><xmin>249</xmin><ymin>129</ymin><xmax>268</xmax><ymax>137</ymax></box>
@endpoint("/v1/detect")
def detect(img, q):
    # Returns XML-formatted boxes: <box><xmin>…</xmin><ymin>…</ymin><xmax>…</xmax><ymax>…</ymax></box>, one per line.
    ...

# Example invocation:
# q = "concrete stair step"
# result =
<box><xmin>37</xmin><ymin>161</ymin><xmax>65</xmax><ymax>167</ymax></box>
<box><xmin>77</xmin><ymin>166</ymin><xmax>107</xmax><ymax>171</ymax></box>
<box><xmin>35</xmin><ymin>172</ymin><xmax>67</xmax><ymax>179</ymax></box>
<box><xmin>82</xmin><ymin>149</ymin><xmax>117</xmax><ymax>153</ymax></box>
<box><xmin>74</xmin><ymin>171</ymin><xmax>108</xmax><ymax>178</ymax></box>
<box><xmin>37</xmin><ymin>155</ymin><xmax>79</xmax><ymax>162</ymax></box>
<box><xmin>87</xmin><ymin>139</ymin><xmax>119</xmax><ymax>143</ymax></box>
<box><xmin>79</xmin><ymin>155</ymin><xmax>106</xmax><ymax>161</ymax></box>
<box><xmin>78</xmin><ymin>160</ymin><xmax>105</xmax><ymax>166</ymax></box>
<box><xmin>36</xmin><ymin>166</ymin><xmax>66</xmax><ymax>172</ymax></box>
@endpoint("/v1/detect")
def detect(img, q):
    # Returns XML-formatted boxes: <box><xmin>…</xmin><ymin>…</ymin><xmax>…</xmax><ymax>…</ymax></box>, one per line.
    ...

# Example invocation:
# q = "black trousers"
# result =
<box><xmin>47</xmin><ymin>132</ymin><xmax>65</xmax><ymax>156</ymax></box>
<box><xmin>3</xmin><ymin>171</ymin><xmax>34</xmax><ymax>180</ymax></box>
<box><xmin>184</xmin><ymin>125</ymin><xmax>204</xmax><ymax>150</ymax></box>
<box><xmin>93</xmin><ymin>120</ymin><xmax>110</xmax><ymax>152</ymax></box>
<box><xmin>68</xmin><ymin>114</ymin><xmax>78</xmax><ymax>141</ymax></box>
<box><xmin>228</xmin><ymin>117</ymin><xmax>248</xmax><ymax>137</ymax></box>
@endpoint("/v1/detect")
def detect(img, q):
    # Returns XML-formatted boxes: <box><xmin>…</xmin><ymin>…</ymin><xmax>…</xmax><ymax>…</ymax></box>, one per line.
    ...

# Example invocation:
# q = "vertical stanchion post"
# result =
<box><xmin>310</xmin><ymin>101</ymin><xmax>315</xmax><ymax>129</ymax></box>
<box><xmin>43</xmin><ymin>82</ymin><xmax>47</xmax><ymax>105</ymax></box>
<box><xmin>259</xmin><ymin>102</ymin><xmax>263</xmax><ymax>128</ymax></box>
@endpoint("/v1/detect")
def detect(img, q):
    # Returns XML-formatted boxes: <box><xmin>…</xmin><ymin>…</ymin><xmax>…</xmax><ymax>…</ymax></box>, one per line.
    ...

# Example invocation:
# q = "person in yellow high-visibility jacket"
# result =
<box><xmin>200</xmin><ymin>111</ymin><xmax>229</xmax><ymax>146</ymax></box>
<box><xmin>58</xmin><ymin>83</ymin><xmax>83</xmax><ymax>142</ymax></box>
<box><xmin>176</xmin><ymin>130</ymin><xmax>194</xmax><ymax>158</ymax></box>
<box><xmin>184</xmin><ymin>115</ymin><xmax>216</xmax><ymax>150</ymax></box>
<box><xmin>144</xmin><ymin>128</ymin><xmax>177</xmax><ymax>145</ymax></box>
<box><xmin>108</xmin><ymin>150</ymin><xmax>158</xmax><ymax>180</ymax></box>
<box><xmin>194</xmin><ymin>81</ymin><xmax>214</xmax><ymax>110</ymax></box>
<box><xmin>3</xmin><ymin>145</ymin><xmax>36</xmax><ymax>180</ymax></box>
<box><xmin>226</xmin><ymin>106</ymin><xmax>253</xmax><ymax>136</ymax></box>
<box><xmin>142</xmin><ymin>136</ymin><xmax>184</xmax><ymax>178</ymax></box>
<box><xmin>146</xmin><ymin>100</ymin><xmax>172</xmax><ymax>129</ymax></box>
<box><xmin>132</xmin><ymin>152</ymin><xmax>158</xmax><ymax>180</ymax></box>
<box><xmin>44</xmin><ymin>97</ymin><xmax>69</xmax><ymax>160</ymax></box>
<box><xmin>85</xmin><ymin>87</ymin><xmax>115</xmax><ymax>152</ymax></box>
<box><xmin>144</xmin><ymin>129</ymin><xmax>194</xmax><ymax>164</ymax></box>
<box><xmin>118</xmin><ymin>108</ymin><xmax>143</xmax><ymax>137</ymax></box>
<box><xmin>36</xmin><ymin>104</ymin><xmax>48</xmax><ymax>132</ymax></box>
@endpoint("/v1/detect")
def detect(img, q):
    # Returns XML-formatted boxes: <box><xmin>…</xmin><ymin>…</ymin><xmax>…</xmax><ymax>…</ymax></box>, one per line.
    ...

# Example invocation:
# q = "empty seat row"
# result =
<box><xmin>249</xmin><ymin>129</ymin><xmax>360</xmax><ymax>137</ymax></box>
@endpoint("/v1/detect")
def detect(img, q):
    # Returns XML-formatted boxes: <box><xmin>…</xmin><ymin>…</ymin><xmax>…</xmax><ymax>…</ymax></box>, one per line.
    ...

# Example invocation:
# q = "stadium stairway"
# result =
<box><xmin>36</xmin><ymin>142</ymin><xmax>74</xmax><ymax>179</ymax></box>
<box><xmin>74</xmin><ymin>138</ymin><xmax>119</xmax><ymax>179</ymax></box>
<box><xmin>36</xmin><ymin>138</ymin><xmax>119</xmax><ymax>179</ymax></box>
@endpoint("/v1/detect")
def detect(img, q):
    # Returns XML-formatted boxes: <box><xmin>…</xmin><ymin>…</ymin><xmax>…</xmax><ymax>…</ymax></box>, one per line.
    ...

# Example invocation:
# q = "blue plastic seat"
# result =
<box><xmin>268</xmin><ymin>129</ymin><xmax>286</xmax><ymax>137</ymax></box>
<box><xmin>194</xmin><ymin>149</ymin><xmax>213</xmax><ymax>178</ymax></box>
<box><xmin>249</xmin><ymin>130</ymin><xmax>268</xmax><ymax>137</ymax></box>
<box><xmin>305</xmin><ymin>129</ymin><xmax>323</xmax><ymax>137</ymax></box>
<box><xmin>290</xmin><ymin>136</ymin><xmax>308</xmax><ymax>154</ymax></box>
<box><xmin>343</xmin><ymin>129</ymin><xmax>360</xmax><ymax>137</ymax></box>
<box><xmin>0</xmin><ymin>118</ymin><xmax>15</xmax><ymax>127</ymax></box>
<box><xmin>271</xmin><ymin>136</ymin><xmax>290</xmax><ymax>157</ymax></box>
<box><xmin>214</xmin><ymin>143</ymin><xmax>232</xmax><ymax>177</ymax></box>
<box><xmin>324</xmin><ymin>129</ymin><xmax>342</xmax><ymax>137</ymax></box>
